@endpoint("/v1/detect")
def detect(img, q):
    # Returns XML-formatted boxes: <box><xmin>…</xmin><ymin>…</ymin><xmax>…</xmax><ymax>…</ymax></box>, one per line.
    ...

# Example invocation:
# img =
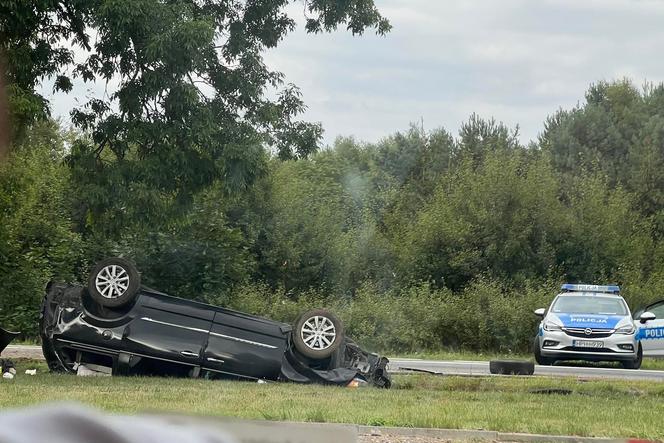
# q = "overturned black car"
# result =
<box><xmin>40</xmin><ymin>258</ymin><xmax>390</xmax><ymax>388</ymax></box>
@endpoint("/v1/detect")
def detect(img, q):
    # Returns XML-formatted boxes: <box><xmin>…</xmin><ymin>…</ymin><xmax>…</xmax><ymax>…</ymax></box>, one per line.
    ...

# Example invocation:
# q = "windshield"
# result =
<box><xmin>551</xmin><ymin>295</ymin><xmax>627</xmax><ymax>315</ymax></box>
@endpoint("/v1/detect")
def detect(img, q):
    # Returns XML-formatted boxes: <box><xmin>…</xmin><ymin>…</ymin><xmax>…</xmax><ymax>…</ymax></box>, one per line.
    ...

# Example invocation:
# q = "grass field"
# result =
<box><xmin>1</xmin><ymin>359</ymin><xmax>663</xmax><ymax>439</ymax></box>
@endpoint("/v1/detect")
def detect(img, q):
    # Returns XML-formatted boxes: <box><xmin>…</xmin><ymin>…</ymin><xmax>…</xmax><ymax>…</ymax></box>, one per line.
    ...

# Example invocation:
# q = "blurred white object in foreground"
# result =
<box><xmin>0</xmin><ymin>404</ymin><xmax>237</xmax><ymax>443</ymax></box>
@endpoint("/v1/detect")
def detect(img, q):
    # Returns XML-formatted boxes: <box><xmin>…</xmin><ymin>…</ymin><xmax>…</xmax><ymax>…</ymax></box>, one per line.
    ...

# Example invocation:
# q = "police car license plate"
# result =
<box><xmin>573</xmin><ymin>340</ymin><xmax>603</xmax><ymax>348</ymax></box>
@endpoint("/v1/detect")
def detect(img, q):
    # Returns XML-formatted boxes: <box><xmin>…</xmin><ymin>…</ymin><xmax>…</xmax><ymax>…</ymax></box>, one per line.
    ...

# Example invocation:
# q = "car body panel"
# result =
<box><xmin>552</xmin><ymin>313</ymin><xmax>626</xmax><ymax>329</ymax></box>
<box><xmin>125</xmin><ymin>311</ymin><xmax>210</xmax><ymax>365</ymax></box>
<box><xmin>635</xmin><ymin>300</ymin><xmax>664</xmax><ymax>357</ymax></box>
<box><xmin>0</xmin><ymin>327</ymin><xmax>19</xmax><ymax>354</ymax></box>
<box><xmin>204</xmin><ymin>311</ymin><xmax>288</xmax><ymax>379</ymax></box>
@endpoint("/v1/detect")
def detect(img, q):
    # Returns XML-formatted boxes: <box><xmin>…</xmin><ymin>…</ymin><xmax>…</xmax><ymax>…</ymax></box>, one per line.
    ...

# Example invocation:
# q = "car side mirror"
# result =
<box><xmin>640</xmin><ymin>311</ymin><xmax>656</xmax><ymax>323</ymax></box>
<box><xmin>534</xmin><ymin>308</ymin><xmax>546</xmax><ymax>317</ymax></box>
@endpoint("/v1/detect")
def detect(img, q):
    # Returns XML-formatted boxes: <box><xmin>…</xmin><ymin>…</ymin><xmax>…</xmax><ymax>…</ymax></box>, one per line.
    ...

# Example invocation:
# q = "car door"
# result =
<box><xmin>637</xmin><ymin>301</ymin><xmax>664</xmax><ymax>357</ymax></box>
<box><xmin>203</xmin><ymin>308</ymin><xmax>288</xmax><ymax>379</ymax></box>
<box><xmin>121</xmin><ymin>292</ymin><xmax>213</xmax><ymax>366</ymax></box>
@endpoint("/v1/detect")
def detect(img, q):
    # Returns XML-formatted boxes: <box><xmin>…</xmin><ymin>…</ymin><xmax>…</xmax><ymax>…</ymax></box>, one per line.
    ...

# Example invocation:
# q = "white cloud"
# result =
<box><xmin>263</xmin><ymin>0</ymin><xmax>664</xmax><ymax>144</ymax></box>
<box><xmin>41</xmin><ymin>0</ymin><xmax>664</xmax><ymax>145</ymax></box>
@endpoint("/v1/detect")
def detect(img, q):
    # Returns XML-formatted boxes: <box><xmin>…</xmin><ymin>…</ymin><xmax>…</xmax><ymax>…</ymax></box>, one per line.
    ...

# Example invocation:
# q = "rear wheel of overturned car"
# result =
<box><xmin>489</xmin><ymin>359</ymin><xmax>535</xmax><ymax>375</ymax></box>
<box><xmin>293</xmin><ymin>309</ymin><xmax>344</xmax><ymax>360</ymax></box>
<box><xmin>87</xmin><ymin>257</ymin><xmax>141</xmax><ymax>308</ymax></box>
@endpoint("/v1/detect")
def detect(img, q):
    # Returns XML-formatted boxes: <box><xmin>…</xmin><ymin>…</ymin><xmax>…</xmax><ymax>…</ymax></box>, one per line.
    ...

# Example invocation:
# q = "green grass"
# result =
<box><xmin>2</xmin><ymin>359</ymin><xmax>663</xmax><ymax>439</ymax></box>
<box><xmin>397</xmin><ymin>350</ymin><xmax>664</xmax><ymax>370</ymax></box>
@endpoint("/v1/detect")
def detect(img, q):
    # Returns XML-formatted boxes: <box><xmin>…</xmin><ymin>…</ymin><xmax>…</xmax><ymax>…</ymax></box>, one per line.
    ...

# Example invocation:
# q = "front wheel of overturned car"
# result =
<box><xmin>293</xmin><ymin>309</ymin><xmax>344</xmax><ymax>360</ymax></box>
<box><xmin>87</xmin><ymin>257</ymin><xmax>141</xmax><ymax>308</ymax></box>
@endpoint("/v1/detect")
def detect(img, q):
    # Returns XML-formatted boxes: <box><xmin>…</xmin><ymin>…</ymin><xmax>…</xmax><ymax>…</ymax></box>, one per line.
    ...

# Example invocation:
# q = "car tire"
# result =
<box><xmin>489</xmin><ymin>359</ymin><xmax>535</xmax><ymax>375</ymax></box>
<box><xmin>621</xmin><ymin>345</ymin><xmax>642</xmax><ymax>370</ymax></box>
<box><xmin>533</xmin><ymin>337</ymin><xmax>555</xmax><ymax>366</ymax></box>
<box><xmin>87</xmin><ymin>257</ymin><xmax>141</xmax><ymax>308</ymax></box>
<box><xmin>293</xmin><ymin>309</ymin><xmax>344</xmax><ymax>360</ymax></box>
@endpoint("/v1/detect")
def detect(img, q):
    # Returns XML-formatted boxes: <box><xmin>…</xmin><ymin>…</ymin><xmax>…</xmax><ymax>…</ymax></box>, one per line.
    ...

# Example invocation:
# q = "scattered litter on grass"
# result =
<box><xmin>347</xmin><ymin>377</ymin><xmax>369</xmax><ymax>388</ymax></box>
<box><xmin>1</xmin><ymin>358</ymin><xmax>16</xmax><ymax>380</ymax></box>
<box><xmin>25</xmin><ymin>369</ymin><xmax>37</xmax><ymax>375</ymax></box>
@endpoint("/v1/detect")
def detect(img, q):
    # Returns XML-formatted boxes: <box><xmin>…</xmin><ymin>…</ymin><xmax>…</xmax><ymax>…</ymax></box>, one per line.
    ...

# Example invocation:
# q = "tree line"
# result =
<box><xmin>3</xmin><ymin>2</ymin><xmax>664</xmax><ymax>352</ymax></box>
<box><xmin>3</xmin><ymin>79</ymin><xmax>664</xmax><ymax>353</ymax></box>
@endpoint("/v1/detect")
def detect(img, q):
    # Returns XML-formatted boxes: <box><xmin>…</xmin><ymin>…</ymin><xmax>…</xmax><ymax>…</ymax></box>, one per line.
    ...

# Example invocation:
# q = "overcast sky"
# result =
<box><xmin>41</xmin><ymin>0</ymin><xmax>664</xmax><ymax>146</ymax></box>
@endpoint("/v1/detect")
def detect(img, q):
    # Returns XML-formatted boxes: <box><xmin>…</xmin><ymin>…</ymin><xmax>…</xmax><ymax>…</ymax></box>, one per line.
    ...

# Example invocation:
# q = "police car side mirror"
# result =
<box><xmin>534</xmin><ymin>308</ymin><xmax>546</xmax><ymax>317</ymax></box>
<box><xmin>640</xmin><ymin>312</ymin><xmax>656</xmax><ymax>323</ymax></box>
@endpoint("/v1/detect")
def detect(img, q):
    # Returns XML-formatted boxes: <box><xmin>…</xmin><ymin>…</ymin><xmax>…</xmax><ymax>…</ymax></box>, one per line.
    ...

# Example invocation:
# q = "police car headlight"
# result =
<box><xmin>615</xmin><ymin>324</ymin><xmax>635</xmax><ymax>335</ymax></box>
<box><xmin>543</xmin><ymin>321</ymin><xmax>563</xmax><ymax>332</ymax></box>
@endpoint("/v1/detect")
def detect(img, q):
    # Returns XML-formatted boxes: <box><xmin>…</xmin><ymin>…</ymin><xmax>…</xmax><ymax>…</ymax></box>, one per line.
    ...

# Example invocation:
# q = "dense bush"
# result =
<box><xmin>220</xmin><ymin>279</ymin><xmax>557</xmax><ymax>354</ymax></box>
<box><xmin>0</xmin><ymin>122</ymin><xmax>85</xmax><ymax>334</ymax></box>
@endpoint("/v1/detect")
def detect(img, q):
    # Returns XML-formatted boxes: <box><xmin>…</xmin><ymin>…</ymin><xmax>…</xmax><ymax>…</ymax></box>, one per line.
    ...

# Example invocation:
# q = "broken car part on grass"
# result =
<box><xmin>0</xmin><ymin>327</ymin><xmax>19</xmax><ymax>380</ymax></box>
<box><xmin>0</xmin><ymin>327</ymin><xmax>18</xmax><ymax>355</ymax></box>
<box><xmin>40</xmin><ymin>257</ymin><xmax>391</xmax><ymax>388</ymax></box>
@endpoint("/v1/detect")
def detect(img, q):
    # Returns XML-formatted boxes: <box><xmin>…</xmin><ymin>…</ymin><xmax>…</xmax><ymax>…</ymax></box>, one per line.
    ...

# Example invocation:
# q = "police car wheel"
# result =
<box><xmin>534</xmin><ymin>352</ymin><xmax>555</xmax><ymax>366</ymax></box>
<box><xmin>621</xmin><ymin>346</ymin><xmax>642</xmax><ymax>370</ymax></box>
<box><xmin>489</xmin><ymin>359</ymin><xmax>535</xmax><ymax>375</ymax></box>
<box><xmin>534</xmin><ymin>338</ymin><xmax>555</xmax><ymax>366</ymax></box>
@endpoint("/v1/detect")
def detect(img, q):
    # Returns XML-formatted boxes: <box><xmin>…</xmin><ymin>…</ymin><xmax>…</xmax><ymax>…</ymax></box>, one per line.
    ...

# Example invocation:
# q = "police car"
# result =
<box><xmin>533</xmin><ymin>284</ymin><xmax>660</xmax><ymax>369</ymax></box>
<box><xmin>634</xmin><ymin>298</ymin><xmax>664</xmax><ymax>358</ymax></box>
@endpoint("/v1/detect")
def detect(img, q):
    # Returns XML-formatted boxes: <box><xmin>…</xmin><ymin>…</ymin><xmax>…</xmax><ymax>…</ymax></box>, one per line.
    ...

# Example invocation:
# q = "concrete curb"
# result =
<box><xmin>357</xmin><ymin>425</ymin><xmax>652</xmax><ymax>443</ymax></box>
<box><xmin>158</xmin><ymin>414</ymin><xmax>358</xmax><ymax>443</ymax></box>
<box><xmin>358</xmin><ymin>425</ymin><xmax>499</xmax><ymax>440</ymax></box>
<box><xmin>159</xmin><ymin>415</ymin><xmax>655</xmax><ymax>443</ymax></box>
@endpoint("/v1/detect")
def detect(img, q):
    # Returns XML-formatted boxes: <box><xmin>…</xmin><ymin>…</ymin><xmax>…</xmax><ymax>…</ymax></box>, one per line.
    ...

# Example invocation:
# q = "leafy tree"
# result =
<box><xmin>1</xmin><ymin>0</ymin><xmax>390</xmax><ymax>233</ymax></box>
<box><xmin>0</xmin><ymin>54</ymin><xmax>9</xmax><ymax>157</ymax></box>
<box><xmin>540</xmin><ymin>80</ymin><xmax>647</xmax><ymax>188</ymax></box>
<box><xmin>0</xmin><ymin>1</ymin><xmax>90</xmax><ymax>139</ymax></box>
<box><xmin>628</xmin><ymin>115</ymin><xmax>664</xmax><ymax>219</ymax></box>
<box><xmin>0</xmin><ymin>121</ymin><xmax>84</xmax><ymax>335</ymax></box>
<box><xmin>258</xmin><ymin>153</ymin><xmax>361</xmax><ymax>293</ymax></box>
<box><xmin>370</xmin><ymin>126</ymin><xmax>455</xmax><ymax>244</ymax></box>
<box><xmin>557</xmin><ymin>174</ymin><xmax>652</xmax><ymax>284</ymax></box>
<box><xmin>458</xmin><ymin>113</ymin><xmax>520</xmax><ymax>167</ymax></box>
<box><xmin>118</xmin><ymin>186</ymin><xmax>256</xmax><ymax>303</ymax></box>
<box><xmin>399</xmin><ymin>150</ymin><xmax>563</xmax><ymax>290</ymax></box>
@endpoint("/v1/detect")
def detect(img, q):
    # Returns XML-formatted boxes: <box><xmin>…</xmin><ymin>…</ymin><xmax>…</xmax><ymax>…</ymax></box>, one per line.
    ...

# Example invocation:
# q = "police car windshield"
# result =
<box><xmin>552</xmin><ymin>295</ymin><xmax>627</xmax><ymax>315</ymax></box>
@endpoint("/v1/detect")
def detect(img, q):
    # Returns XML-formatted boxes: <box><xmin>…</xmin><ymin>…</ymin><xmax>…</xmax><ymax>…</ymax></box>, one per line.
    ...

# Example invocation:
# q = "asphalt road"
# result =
<box><xmin>4</xmin><ymin>345</ymin><xmax>44</xmax><ymax>360</ymax></box>
<box><xmin>388</xmin><ymin>358</ymin><xmax>664</xmax><ymax>381</ymax></box>
<box><xmin>5</xmin><ymin>345</ymin><xmax>664</xmax><ymax>381</ymax></box>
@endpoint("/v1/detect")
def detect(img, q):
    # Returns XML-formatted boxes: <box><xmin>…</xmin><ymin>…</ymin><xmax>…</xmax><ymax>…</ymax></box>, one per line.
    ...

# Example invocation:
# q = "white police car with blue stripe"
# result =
<box><xmin>634</xmin><ymin>299</ymin><xmax>664</xmax><ymax>358</ymax></box>
<box><xmin>533</xmin><ymin>284</ymin><xmax>660</xmax><ymax>369</ymax></box>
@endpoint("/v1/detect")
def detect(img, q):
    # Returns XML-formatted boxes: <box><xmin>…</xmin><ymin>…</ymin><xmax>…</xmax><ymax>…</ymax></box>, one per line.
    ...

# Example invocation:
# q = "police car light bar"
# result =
<box><xmin>561</xmin><ymin>284</ymin><xmax>620</xmax><ymax>294</ymax></box>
